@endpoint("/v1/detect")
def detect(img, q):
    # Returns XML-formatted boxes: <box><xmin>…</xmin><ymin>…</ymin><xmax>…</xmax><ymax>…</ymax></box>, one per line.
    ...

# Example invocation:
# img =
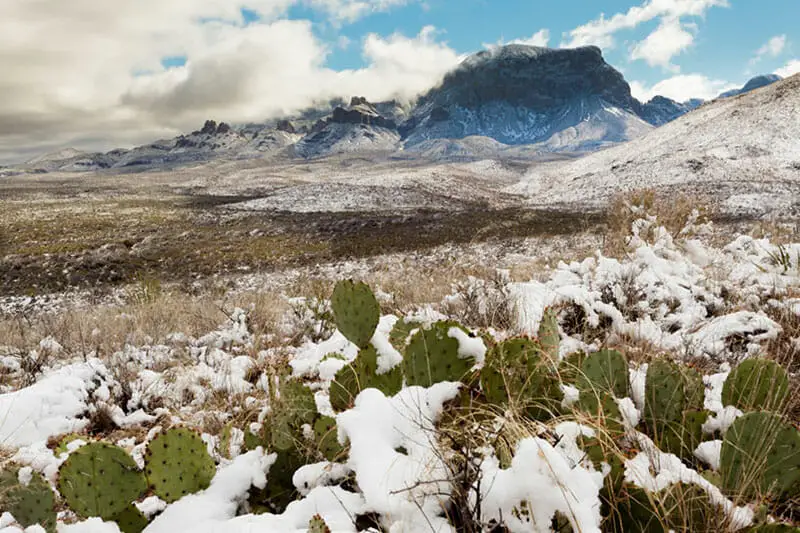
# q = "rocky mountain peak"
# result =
<box><xmin>196</xmin><ymin>120</ymin><xmax>234</xmax><ymax>136</ymax></box>
<box><xmin>425</xmin><ymin>44</ymin><xmax>637</xmax><ymax>112</ymax></box>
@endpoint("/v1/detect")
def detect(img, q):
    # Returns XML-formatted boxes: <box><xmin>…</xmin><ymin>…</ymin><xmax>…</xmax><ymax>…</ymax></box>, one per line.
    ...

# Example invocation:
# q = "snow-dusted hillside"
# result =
<box><xmin>508</xmin><ymin>74</ymin><xmax>800</xmax><ymax>217</ymax></box>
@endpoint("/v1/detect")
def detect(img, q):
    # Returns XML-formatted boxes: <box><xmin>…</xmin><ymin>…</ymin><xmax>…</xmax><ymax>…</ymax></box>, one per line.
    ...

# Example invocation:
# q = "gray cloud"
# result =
<box><xmin>0</xmin><ymin>0</ymin><xmax>457</xmax><ymax>163</ymax></box>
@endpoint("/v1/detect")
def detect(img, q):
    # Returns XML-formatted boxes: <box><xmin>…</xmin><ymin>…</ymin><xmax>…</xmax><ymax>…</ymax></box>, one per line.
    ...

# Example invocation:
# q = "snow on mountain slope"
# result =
<box><xmin>507</xmin><ymin>74</ymin><xmax>800</xmax><ymax>217</ymax></box>
<box><xmin>292</xmin><ymin>123</ymin><xmax>400</xmax><ymax>159</ymax></box>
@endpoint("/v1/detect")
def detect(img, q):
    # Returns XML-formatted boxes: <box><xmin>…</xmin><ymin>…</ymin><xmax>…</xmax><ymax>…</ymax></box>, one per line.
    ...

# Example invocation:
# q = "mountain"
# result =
<box><xmin>719</xmin><ymin>74</ymin><xmax>782</xmax><ymax>99</ymax></box>
<box><xmin>639</xmin><ymin>96</ymin><xmax>703</xmax><ymax>127</ymax></box>
<box><xmin>292</xmin><ymin>97</ymin><xmax>401</xmax><ymax>158</ymax></box>
<box><xmin>14</xmin><ymin>44</ymin><xmax>789</xmax><ymax>171</ymax></box>
<box><xmin>403</xmin><ymin>45</ymin><xmax>653</xmax><ymax>151</ymax></box>
<box><xmin>507</xmin><ymin>74</ymin><xmax>800</xmax><ymax>218</ymax></box>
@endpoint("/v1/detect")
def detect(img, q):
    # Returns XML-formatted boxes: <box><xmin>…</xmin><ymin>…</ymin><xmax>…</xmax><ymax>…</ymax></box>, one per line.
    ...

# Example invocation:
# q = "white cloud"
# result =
<box><xmin>631</xmin><ymin>74</ymin><xmax>737</xmax><ymax>102</ymax></box>
<box><xmin>0</xmin><ymin>0</ymin><xmax>451</xmax><ymax>162</ymax></box>
<box><xmin>751</xmin><ymin>34</ymin><xmax>787</xmax><ymax>65</ymax></box>
<box><xmin>307</xmin><ymin>0</ymin><xmax>415</xmax><ymax>23</ymax></box>
<box><xmin>482</xmin><ymin>29</ymin><xmax>550</xmax><ymax>50</ymax></box>
<box><xmin>511</xmin><ymin>29</ymin><xmax>551</xmax><ymax>47</ymax></box>
<box><xmin>775</xmin><ymin>59</ymin><xmax>800</xmax><ymax>78</ymax></box>
<box><xmin>630</xmin><ymin>17</ymin><xmax>695</xmax><ymax>71</ymax></box>
<box><xmin>562</xmin><ymin>0</ymin><xmax>728</xmax><ymax>49</ymax></box>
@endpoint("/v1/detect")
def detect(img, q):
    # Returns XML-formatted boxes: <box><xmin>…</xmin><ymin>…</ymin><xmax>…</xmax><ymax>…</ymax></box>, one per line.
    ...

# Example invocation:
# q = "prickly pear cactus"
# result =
<box><xmin>659</xmin><ymin>482</ymin><xmax>725</xmax><ymax>532</ymax></box>
<box><xmin>389</xmin><ymin>318</ymin><xmax>420</xmax><ymax>351</ymax></box>
<box><xmin>54</xmin><ymin>433</ymin><xmax>84</xmax><ymax>457</ymax></box>
<box><xmin>481</xmin><ymin>338</ymin><xmax>560</xmax><ymax>420</ymax></box>
<box><xmin>644</xmin><ymin>360</ymin><xmax>687</xmax><ymax>424</ymax></box>
<box><xmin>538</xmin><ymin>307</ymin><xmax>560</xmax><ymax>362</ymax></box>
<box><xmin>403</xmin><ymin>321</ymin><xmax>477</xmax><ymax>387</ymax></box>
<box><xmin>248</xmin><ymin>449</ymin><xmax>306</xmax><ymax>514</ymax></box>
<box><xmin>656</xmin><ymin>410</ymin><xmax>709</xmax><ymax>460</ymax></box>
<box><xmin>145</xmin><ymin>428</ymin><xmax>216</xmax><ymax>503</ymax></box>
<box><xmin>330</xmin><ymin>345</ymin><xmax>403</xmax><ymax>412</ymax></box>
<box><xmin>575</xmin><ymin>393</ymin><xmax>626</xmax><ymax>436</ymax></box>
<box><xmin>219</xmin><ymin>423</ymin><xmax>234</xmax><ymax>460</ymax></box>
<box><xmin>558</xmin><ymin>351</ymin><xmax>586</xmax><ymax>383</ymax></box>
<box><xmin>308</xmin><ymin>513</ymin><xmax>332</xmax><ymax>533</ymax></box>
<box><xmin>722</xmin><ymin>359</ymin><xmax>790</xmax><ymax>413</ymax></box>
<box><xmin>331</xmin><ymin>280</ymin><xmax>380</xmax><ymax>348</ymax></box>
<box><xmin>113</xmin><ymin>504</ymin><xmax>149</xmax><ymax>533</ymax></box>
<box><xmin>720</xmin><ymin>411</ymin><xmax>800</xmax><ymax>500</ymax></box>
<box><xmin>577</xmin><ymin>349</ymin><xmax>628</xmax><ymax>398</ymax></box>
<box><xmin>0</xmin><ymin>467</ymin><xmax>57</xmax><ymax>532</ymax></box>
<box><xmin>314</xmin><ymin>416</ymin><xmax>344</xmax><ymax>461</ymax></box>
<box><xmin>58</xmin><ymin>442</ymin><xmax>147</xmax><ymax>519</ymax></box>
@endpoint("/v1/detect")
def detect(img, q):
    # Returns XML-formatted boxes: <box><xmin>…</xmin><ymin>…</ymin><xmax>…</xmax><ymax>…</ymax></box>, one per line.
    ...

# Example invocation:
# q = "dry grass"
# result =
<box><xmin>0</xmin><ymin>285</ymin><xmax>292</xmax><ymax>366</ymax></box>
<box><xmin>604</xmin><ymin>188</ymin><xmax>715</xmax><ymax>258</ymax></box>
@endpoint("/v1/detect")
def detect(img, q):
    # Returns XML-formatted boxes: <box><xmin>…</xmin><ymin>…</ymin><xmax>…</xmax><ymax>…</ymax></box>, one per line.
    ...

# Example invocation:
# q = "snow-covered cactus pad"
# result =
<box><xmin>577</xmin><ymin>349</ymin><xmax>628</xmax><ymax>397</ymax></box>
<box><xmin>331</xmin><ymin>280</ymin><xmax>380</xmax><ymax>348</ymax></box>
<box><xmin>722</xmin><ymin>358</ymin><xmax>790</xmax><ymax>413</ymax></box>
<box><xmin>330</xmin><ymin>345</ymin><xmax>402</xmax><ymax>412</ymax></box>
<box><xmin>308</xmin><ymin>514</ymin><xmax>331</xmax><ymax>533</ymax></box>
<box><xmin>403</xmin><ymin>320</ymin><xmax>475</xmax><ymax>387</ymax></box>
<box><xmin>537</xmin><ymin>306</ymin><xmax>560</xmax><ymax>362</ymax></box>
<box><xmin>0</xmin><ymin>467</ymin><xmax>57</xmax><ymax>532</ymax></box>
<box><xmin>57</xmin><ymin>442</ymin><xmax>147</xmax><ymax>520</ymax></box>
<box><xmin>113</xmin><ymin>504</ymin><xmax>149</xmax><ymax>533</ymax></box>
<box><xmin>145</xmin><ymin>428</ymin><xmax>216</xmax><ymax>503</ymax></box>
<box><xmin>720</xmin><ymin>411</ymin><xmax>800</xmax><ymax>500</ymax></box>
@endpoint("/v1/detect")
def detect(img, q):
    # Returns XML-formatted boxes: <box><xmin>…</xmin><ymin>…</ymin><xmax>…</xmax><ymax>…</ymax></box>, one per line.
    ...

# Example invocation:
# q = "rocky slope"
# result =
<box><xmin>507</xmin><ymin>74</ymin><xmax>800</xmax><ymax>218</ymax></box>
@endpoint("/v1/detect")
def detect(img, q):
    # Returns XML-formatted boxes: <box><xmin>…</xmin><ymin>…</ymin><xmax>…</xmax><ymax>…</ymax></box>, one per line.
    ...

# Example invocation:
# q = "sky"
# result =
<box><xmin>1</xmin><ymin>0</ymin><xmax>799</xmax><ymax>163</ymax></box>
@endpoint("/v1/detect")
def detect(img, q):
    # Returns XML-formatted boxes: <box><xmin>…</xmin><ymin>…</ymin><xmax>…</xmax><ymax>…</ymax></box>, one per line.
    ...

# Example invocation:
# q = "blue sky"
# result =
<box><xmin>284</xmin><ymin>0</ymin><xmax>800</xmax><ymax>98</ymax></box>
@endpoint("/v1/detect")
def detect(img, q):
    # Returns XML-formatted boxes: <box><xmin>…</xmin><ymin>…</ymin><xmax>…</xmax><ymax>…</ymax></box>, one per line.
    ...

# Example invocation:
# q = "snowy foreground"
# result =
<box><xmin>1</xmin><ymin>214</ymin><xmax>799</xmax><ymax>532</ymax></box>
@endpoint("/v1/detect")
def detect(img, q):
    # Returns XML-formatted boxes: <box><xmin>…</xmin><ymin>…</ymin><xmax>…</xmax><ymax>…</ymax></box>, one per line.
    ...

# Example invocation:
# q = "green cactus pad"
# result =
<box><xmin>145</xmin><ymin>428</ymin><xmax>216</xmax><ymax>503</ymax></box>
<box><xmin>481</xmin><ymin>338</ymin><xmax>560</xmax><ymax>420</ymax></box>
<box><xmin>314</xmin><ymin>416</ymin><xmax>344</xmax><ymax>461</ymax></box>
<box><xmin>331</xmin><ymin>280</ymin><xmax>380</xmax><ymax>348</ymax></box>
<box><xmin>389</xmin><ymin>318</ymin><xmax>420</xmax><ymax>351</ymax></box>
<box><xmin>656</xmin><ymin>410</ymin><xmax>709</xmax><ymax>459</ymax></box>
<box><xmin>330</xmin><ymin>345</ymin><xmax>403</xmax><ymax>412</ymax></box>
<box><xmin>720</xmin><ymin>411</ymin><xmax>800</xmax><ymax>499</ymax></box>
<box><xmin>0</xmin><ymin>467</ymin><xmax>56</xmax><ymax>532</ymax></box>
<box><xmin>249</xmin><ymin>450</ymin><xmax>306</xmax><ymax>514</ymax></box>
<box><xmin>660</xmin><ymin>483</ymin><xmax>724</xmax><ymax>531</ymax></box>
<box><xmin>113</xmin><ymin>504</ymin><xmax>149</xmax><ymax>533</ymax></box>
<box><xmin>577</xmin><ymin>349</ymin><xmax>628</xmax><ymax>398</ymax></box>
<box><xmin>57</xmin><ymin>442</ymin><xmax>147</xmax><ymax>520</ymax></box>
<box><xmin>403</xmin><ymin>321</ymin><xmax>477</xmax><ymax>387</ymax></box>
<box><xmin>280</xmin><ymin>379</ymin><xmax>319</xmax><ymax>425</ymax></box>
<box><xmin>538</xmin><ymin>307</ymin><xmax>560</xmax><ymax>362</ymax></box>
<box><xmin>722</xmin><ymin>359</ymin><xmax>790</xmax><ymax>413</ymax></box>
<box><xmin>644</xmin><ymin>360</ymin><xmax>688</xmax><ymax>424</ymax></box>
<box><xmin>308</xmin><ymin>514</ymin><xmax>332</xmax><ymax>533</ymax></box>
<box><xmin>575</xmin><ymin>393</ymin><xmax>626</xmax><ymax>436</ymax></box>
<box><xmin>558</xmin><ymin>351</ymin><xmax>586</xmax><ymax>383</ymax></box>
<box><xmin>53</xmin><ymin>433</ymin><xmax>84</xmax><ymax>457</ymax></box>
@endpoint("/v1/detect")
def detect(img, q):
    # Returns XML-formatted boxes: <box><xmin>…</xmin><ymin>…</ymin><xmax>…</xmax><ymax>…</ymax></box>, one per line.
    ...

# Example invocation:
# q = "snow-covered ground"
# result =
<box><xmin>1</xmin><ymin>213</ymin><xmax>798</xmax><ymax>532</ymax></box>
